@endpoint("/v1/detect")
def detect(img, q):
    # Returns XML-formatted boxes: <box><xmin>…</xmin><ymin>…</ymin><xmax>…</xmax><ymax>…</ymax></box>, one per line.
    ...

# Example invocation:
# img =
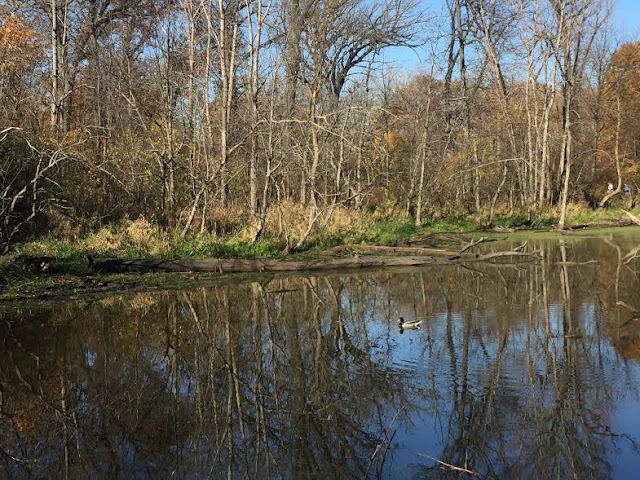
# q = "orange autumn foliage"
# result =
<box><xmin>0</xmin><ymin>14</ymin><xmax>41</xmax><ymax>77</ymax></box>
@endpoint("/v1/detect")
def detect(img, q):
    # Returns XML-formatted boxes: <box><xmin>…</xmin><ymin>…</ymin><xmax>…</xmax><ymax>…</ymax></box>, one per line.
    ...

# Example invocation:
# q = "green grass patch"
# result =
<box><xmin>169</xmin><ymin>235</ymin><xmax>283</xmax><ymax>259</ymax></box>
<box><xmin>424</xmin><ymin>214</ymin><xmax>478</xmax><ymax>232</ymax></box>
<box><xmin>361</xmin><ymin>218</ymin><xmax>423</xmax><ymax>243</ymax></box>
<box><xmin>15</xmin><ymin>238</ymin><xmax>87</xmax><ymax>258</ymax></box>
<box><xmin>0</xmin><ymin>256</ymin><xmax>92</xmax><ymax>294</ymax></box>
<box><xmin>565</xmin><ymin>207</ymin><xmax>626</xmax><ymax>225</ymax></box>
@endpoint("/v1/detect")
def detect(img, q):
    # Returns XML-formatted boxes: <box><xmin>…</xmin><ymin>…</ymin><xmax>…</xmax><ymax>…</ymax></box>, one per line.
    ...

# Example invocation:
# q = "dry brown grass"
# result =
<box><xmin>262</xmin><ymin>200</ymin><xmax>308</xmax><ymax>239</ymax></box>
<box><xmin>124</xmin><ymin>217</ymin><xmax>156</xmax><ymax>245</ymax></box>
<box><xmin>98</xmin><ymin>296</ymin><xmax>120</xmax><ymax>307</ymax></box>
<box><xmin>257</xmin><ymin>201</ymin><xmax>373</xmax><ymax>244</ymax></box>
<box><xmin>123</xmin><ymin>217</ymin><xmax>168</xmax><ymax>255</ymax></box>
<box><xmin>205</xmin><ymin>203</ymin><xmax>248</xmax><ymax>235</ymax></box>
<box><xmin>82</xmin><ymin>217</ymin><xmax>168</xmax><ymax>255</ymax></box>
<box><xmin>177</xmin><ymin>204</ymin><xmax>247</xmax><ymax>237</ymax></box>
<box><xmin>325</xmin><ymin>206</ymin><xmax>370</xmax><ymax>233</ymax></box>
<box><xmin>85</xmin><ymin>228</ymin><xmax>122</xmax><ymax>252</ymax></box>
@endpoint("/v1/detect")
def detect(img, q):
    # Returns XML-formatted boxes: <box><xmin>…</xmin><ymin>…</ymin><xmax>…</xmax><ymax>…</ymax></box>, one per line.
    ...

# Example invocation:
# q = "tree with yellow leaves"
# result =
<box><xmin>0</xmin><ymin>13</ymin><xmax>43</xmax><ymax>126</ymax></box>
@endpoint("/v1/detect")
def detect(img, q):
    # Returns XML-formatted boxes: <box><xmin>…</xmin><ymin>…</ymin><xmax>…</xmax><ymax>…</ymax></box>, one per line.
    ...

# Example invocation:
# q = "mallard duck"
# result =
<box><xmin>397</xmin><ymin>316</ymin><xmax>422</xmax><ymax>329</ymax></box>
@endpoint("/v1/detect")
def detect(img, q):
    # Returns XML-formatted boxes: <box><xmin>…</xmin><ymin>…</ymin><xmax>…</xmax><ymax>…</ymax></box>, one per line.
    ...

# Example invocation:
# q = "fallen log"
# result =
<box><xmin>458</xmin><ymin>236</ymin><xmax>487</xmax><ymax>254</ymax></box>
<box><xmin>489</xmin><ymin>226</ymin><xmax>516</xmax><ymax>233</ymax></box>
<box><xmin>92</xmin><ymin>248</ymin><xmax>541</xmax><ymax>274</ymax></box>
<box><xmin>395</xmin><ymin>233</ymin><xmax>471</xmax><ymax>245</ymax></box>
<box><xmin>324</xmin><ymin>244</ymin><xmax>456</xmax><ymax>256</ymax></box>
<box><xmin>624</xmin><ymin>245</ymin><xmax>640</xmax><ymax>264</ymax></box>
<box><xmin>92</xmin><ymin>256</ymin><xmax>444</xmax><ymax>273</ymax></box>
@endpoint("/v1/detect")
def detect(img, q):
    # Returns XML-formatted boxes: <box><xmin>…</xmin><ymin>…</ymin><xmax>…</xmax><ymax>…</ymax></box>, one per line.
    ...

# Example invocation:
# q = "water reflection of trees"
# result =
<box><xmin>1</xmin><ymin>235</ymin><xmax>640</xmax><ymax>478</ymax></box>
<box><xmin>415</xmin><ymin>236</ymin><xmax>640</xmax><ymax>479</ymax></box>
<box><xmin>0</xmin><ymin>277</ymin><xmax>422</xmax><ymax>479</ymax></box>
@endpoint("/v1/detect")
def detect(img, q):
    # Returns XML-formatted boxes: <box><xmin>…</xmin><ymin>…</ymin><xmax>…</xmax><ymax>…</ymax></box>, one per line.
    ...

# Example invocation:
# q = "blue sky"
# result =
<box><xmin>614</xmin><ymin>0</ymin><xmax>640</xmax><ymax>36</ymax></box>
<box><xmin>381</xmin><ymin>0</ymin><xmax>640</xmax><ymax>73</ymax></box>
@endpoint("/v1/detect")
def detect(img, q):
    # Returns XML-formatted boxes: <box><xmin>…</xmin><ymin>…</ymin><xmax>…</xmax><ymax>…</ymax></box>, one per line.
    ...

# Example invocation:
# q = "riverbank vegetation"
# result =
<box><xmin>2</xmin><ymin>207</ymin><xmax>638</xmax><ymax>301</ymax></box>
<box><xmin>1</xmin><ymin>0</ymin><xmax>639</xmax><ymax>257</ymax></box>
<box><xmin>9</xmin><ymin>205</ymin><xmax>640</xmax><ymax>260</ymax></box>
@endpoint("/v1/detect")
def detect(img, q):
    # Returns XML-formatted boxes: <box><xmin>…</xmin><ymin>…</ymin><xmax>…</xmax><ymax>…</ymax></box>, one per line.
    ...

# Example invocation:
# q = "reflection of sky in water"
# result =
<box><xmin>417</xmin><ymin>309</ymin><xmax>634</xmax><ymax>476</ymax></box>
<box><xmin>335</xmin><ymin>250</ymin><xmax>640</xmax><ymax>477</ymax></box>
<box><xmin>2</xmin><ymin>229</ymin><xmax>640</xmax><ymax>478</ymax></box>
<box><xmin>613</xmin><ymin>399</ymin><xmax>640</xmax><ymax>479</ymax></box>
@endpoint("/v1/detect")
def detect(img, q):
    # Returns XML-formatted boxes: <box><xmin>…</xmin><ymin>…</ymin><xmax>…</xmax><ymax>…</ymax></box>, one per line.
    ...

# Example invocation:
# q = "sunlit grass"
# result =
<box><xmin>170</xmin><ymin>235</ymin><xmax>283</xmax><ymax>259</ymax></box>
<box><xmin>566</xmin><ymin>207</ymin><xmax>629</xmax><ymax>225</ymax></box>
<box><xmin>10</xmin><ymin>205</ymin><xmax>640</xmax><ymax>264</ymax></box>
<box><xmin>4</xmin><ymin>204</ymin><xmax>640</xmax><ymax>301</ymax></box>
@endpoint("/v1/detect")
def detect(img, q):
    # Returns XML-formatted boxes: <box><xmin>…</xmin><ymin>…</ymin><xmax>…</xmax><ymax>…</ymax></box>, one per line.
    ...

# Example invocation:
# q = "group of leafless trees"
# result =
<box><xmin>0</xmin><ymin>0</ymin><xmax>637</xmax><ymax>250</ymax></box>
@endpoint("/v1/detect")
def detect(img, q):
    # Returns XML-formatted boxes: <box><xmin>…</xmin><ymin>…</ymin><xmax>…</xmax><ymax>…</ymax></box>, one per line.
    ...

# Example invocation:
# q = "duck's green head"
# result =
<box><xmin>397</xmin><ymin>316</ymin><xmax>404</xmax><ymax>325</ymax></box>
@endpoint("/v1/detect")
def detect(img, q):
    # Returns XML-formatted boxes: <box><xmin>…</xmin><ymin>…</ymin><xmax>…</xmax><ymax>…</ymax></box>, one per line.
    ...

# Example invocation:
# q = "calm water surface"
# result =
<box><xmin>2</xmin><ymin>229</ymin><xmax>640</xmax><ymax>479</ymax></box>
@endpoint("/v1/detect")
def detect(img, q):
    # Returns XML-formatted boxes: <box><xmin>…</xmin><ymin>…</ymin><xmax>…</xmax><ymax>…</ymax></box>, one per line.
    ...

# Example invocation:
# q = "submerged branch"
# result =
<box><xmin>417</xmin><ymin>453</ymin><xmax>496</xmax><ymax>479</ymax></box>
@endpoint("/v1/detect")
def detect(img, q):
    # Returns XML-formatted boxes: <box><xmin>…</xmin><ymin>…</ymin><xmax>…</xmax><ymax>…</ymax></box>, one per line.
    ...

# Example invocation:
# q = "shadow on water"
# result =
<box><xmin>2</xmin><ymin>231</ymin><xmax>640</xmax><ymax>479</ymax></box>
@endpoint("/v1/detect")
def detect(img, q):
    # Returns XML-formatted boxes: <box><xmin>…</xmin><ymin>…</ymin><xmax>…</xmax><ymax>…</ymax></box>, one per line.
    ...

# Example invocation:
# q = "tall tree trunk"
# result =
<box><xmin>558</xmin><ymin>70</ymin><xmax>574</xmax><ymax>229</ymax></box>
<box><xmin>50</xmin><ymin>0</ymin><xmax>59</xmax><ymax>134</ymax></box>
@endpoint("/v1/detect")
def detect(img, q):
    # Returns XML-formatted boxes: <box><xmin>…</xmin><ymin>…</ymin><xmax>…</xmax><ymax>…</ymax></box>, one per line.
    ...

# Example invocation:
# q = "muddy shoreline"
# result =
<box><xmin>2</xmin><ymin>224</ymin><xmax>637</xmax><ymax>305</ymax></box>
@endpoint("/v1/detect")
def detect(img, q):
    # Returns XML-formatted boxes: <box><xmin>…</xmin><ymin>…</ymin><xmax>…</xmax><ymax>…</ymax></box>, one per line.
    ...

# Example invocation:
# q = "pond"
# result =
<box><xmin>2</xmin><ymin>229</ymin><xmax>640</xmax><ymax>479</ymax></box>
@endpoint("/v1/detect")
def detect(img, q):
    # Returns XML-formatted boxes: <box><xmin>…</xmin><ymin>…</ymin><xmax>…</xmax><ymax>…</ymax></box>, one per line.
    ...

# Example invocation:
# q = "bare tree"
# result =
<box><xmin>556</xmin><ymin>0</ymin><xmax>611</xmax><ymax>229</ymax></box>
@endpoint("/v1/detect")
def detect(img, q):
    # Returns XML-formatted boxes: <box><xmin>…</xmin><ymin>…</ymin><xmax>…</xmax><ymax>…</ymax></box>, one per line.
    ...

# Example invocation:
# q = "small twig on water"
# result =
<box><xmin>417</xmin><ymin>453</ymin><xmax>495</xmax><ymax>479</ymax></box>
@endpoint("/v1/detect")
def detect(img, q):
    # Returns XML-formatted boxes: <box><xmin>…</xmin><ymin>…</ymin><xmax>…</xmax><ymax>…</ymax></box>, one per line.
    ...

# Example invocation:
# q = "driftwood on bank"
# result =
<box><xmin>91</xmin><ymin>246</ymin><xmax>540</xmax><ymax>275</ymax></box>
<box><xmin>91</xmin><ymin>256</ymin><xmax>443</xmax><ymax>273</ymax></box>
<box><xmin>324</xmin><ymin>236</ymin><xmax>488</xmax><ymax>259</ymax></box>
<box><xmin>623</xmin><ymin>210</ymin><xmax>640</xmax><ymax>227</ymax></box>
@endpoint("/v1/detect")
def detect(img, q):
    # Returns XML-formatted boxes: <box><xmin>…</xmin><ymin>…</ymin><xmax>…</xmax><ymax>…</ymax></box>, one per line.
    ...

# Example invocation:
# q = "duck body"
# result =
<box><xmin>397</xmin><ymin>316</ymin><xmax>422</xmax><ymax>329</ymax></box>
